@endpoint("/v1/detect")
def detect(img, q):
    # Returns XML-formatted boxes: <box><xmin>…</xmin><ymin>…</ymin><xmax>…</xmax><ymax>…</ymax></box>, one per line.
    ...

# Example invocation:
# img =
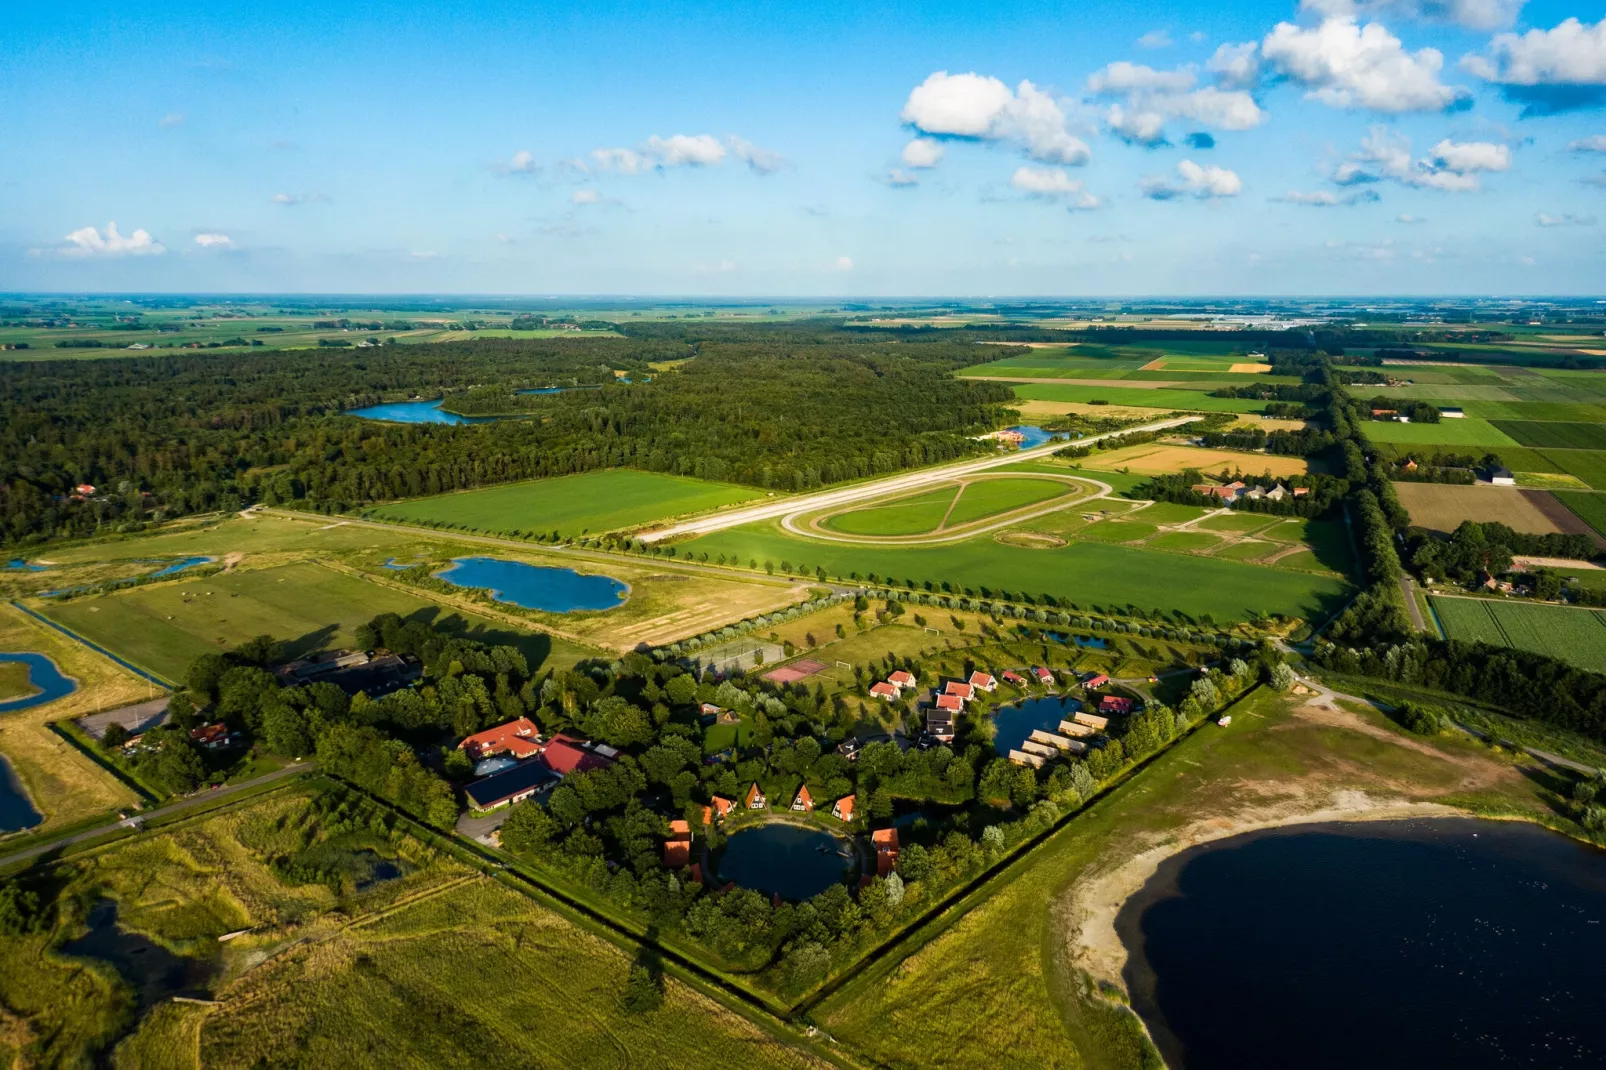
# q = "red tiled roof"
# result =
<box><xmin>190</xmin><ymin>722</ymin><xmax>228</xmax><ymax>745</ymax></box>
<box><xmin>870</xmin><ymin>682</ymin><xmax>898</xmax><ymax>699</ymax></box>
<box><xmin>832</xmin><ymin>795</ymin><xmax>855</xmax><ymax>821</ymax></box>
<box><xmin>712</xmin><ymin>796</ymin><xmax>735</xmax><ymax>817</ymax></box>
<box><xmin>540</xmin><ymin>734</ymin><xmax>613</xmax><ymax>776</ymax></box>
<box><xmin>969</xmin><ymin>671</ymin><xmax>996</xmax><ymax>688</ymax></box>
<box><xmin>745</xmin><ymin>782</ymin><xmax>765</xmax><ymax>807</ymax></box>
<box><xmin>794</xmin><ymin>785</ymin><xmax>813</xmax><ymax>808</ymax></box>
<box><xmin>458</xmin><ymin>717</ymin><xmax>542</xmax><ymax>760</ymax></box>
<box><xmin>669</xmin><ymin>819</ymin><xmax>692</xmax><ymax>837</ymax></box>
<box><xmin>945</xmin><ymin>681</ymin><xmax>973</xmax><ymax>698</ymax></box>
<box><xmin>664</xmin><ymin>839</ymin><xmax>691</xmax><ymax>868</ymax></box>
<box><xmin>873</xmin><ymin>828</ymin><xmax>900</xmax><ymax>876</ymax></box>
<box><xmin>888</xmin><ymin>670</ymin><xmax>916</xmax><ymax>687</ymax></box>
<box><xmin>935</xmin><ymin>693</ymin><xmax>963</xmax><ymax>711</ymax></box>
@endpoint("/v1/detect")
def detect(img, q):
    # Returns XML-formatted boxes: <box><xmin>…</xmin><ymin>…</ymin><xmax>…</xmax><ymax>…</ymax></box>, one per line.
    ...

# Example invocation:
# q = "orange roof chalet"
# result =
<box><xmin>832</xmin><ymin>795</ymin><xmax>855</xmax><ymax>821</ymax></box>
<box><xmin>792</xmin><ymin>785</ymin><xmax>814</xmax><ymax>812</ymax></box>
<box><xmin>745</xmin><ymin>782</ymin><xmax>766</xmax><ymax>809</ymax></box>
<box><xmin>711</xmin><ymin>795</ymin><xmax>735</xmax><ymax>818</ymax></box>
<box><xmin>458</xmin><ymin>716</ymin><xmax>542</xmax><ymax>761</ymax></box>
<box><xmin>944</xmin><ymin>681</ymin><xmax>974</xmax><ymax>701</ymax></box>
<box><xmin>872</xmin><ymin>828</ymin><xmax>900</xmax><ymax>876</ymax></box>
<box><xmin>935</xmin><ymin>693</ymin><xmax>963</xmax><ymax>712</ymax></box>
<box><xmin>968</xmin><ymin>671</ymin><xmax>997</xmax><ymax>691</ymax></box>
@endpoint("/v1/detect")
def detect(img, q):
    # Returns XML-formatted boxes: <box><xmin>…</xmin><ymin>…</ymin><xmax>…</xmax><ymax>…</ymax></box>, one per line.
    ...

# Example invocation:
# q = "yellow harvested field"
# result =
<box><xmin>1139</xmin><ymin>358</ymin><xmax>1167</xmax><ymax>371</ymax></box>
<box><xmin>1229</xmin><ymin>362</ymin><xmax>1273</xmax><ymax>373</ymax></box>
<box><xmin>1229</xmin><ymin>415</ymin><xmax>1311</xmax><ymax>432</ymax></box>
<box><xmin>1394</xmin><ymin>482</ymin><xmax>1569</xmax><ymax>535</ymax></box>
<box><xmin>1013</xmin><ymin>399</ymin><xmax>1171</xmax><ymax>422</ymax></box>
<box><xmin>603</xmin><ymin>576</ymin><xmax>815</xmax><ymax>649</ymax></box>
<box><xmin>1081</xmin><ymin>444</ymin><xmax>1310</xmax><ymax>477</ymax></box>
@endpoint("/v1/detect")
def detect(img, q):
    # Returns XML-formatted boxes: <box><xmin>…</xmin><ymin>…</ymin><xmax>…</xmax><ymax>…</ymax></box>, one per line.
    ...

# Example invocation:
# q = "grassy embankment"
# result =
<box><xmin>814</xmin><ymin>687</ymin><xmax>1580</xmax><ymax>1069</ymax></box>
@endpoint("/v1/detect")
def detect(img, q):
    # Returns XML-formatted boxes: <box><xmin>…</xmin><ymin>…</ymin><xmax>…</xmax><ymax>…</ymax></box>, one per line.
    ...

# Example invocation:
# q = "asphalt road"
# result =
<box><xmin>0</xmin><ymin>762</ymin><xmax>311</xmax><ymax>871</ymax></box>
<box><xmin>638</xmin><ymin>416</ymin><xmax>1193</xmax><ymax>542</ymax></box>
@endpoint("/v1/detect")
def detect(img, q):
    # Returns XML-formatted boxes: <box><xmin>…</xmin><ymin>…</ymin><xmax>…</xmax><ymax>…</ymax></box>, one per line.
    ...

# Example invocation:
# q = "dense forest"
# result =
<box><xmin>0</xmin><ymin>330</ymin><xmax>1011</xmax><ymax>546</ymax></box>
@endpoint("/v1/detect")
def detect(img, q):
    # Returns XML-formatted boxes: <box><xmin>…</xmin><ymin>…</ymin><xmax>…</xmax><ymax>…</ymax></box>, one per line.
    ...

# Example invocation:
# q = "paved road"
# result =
<box><xmin>0</xmin><ymin>762</ymin><xmax>312</xmax><ymax>871</ymax></box>
<box><xmin>1399</xmin><ymin>575</ymin><xmax>1428</xmax><ymax>632</ymax></box>
<box><xmin>639</xmin><ymin>416</ymin><xmax>1193</xmax><ymax>542</ymax></box>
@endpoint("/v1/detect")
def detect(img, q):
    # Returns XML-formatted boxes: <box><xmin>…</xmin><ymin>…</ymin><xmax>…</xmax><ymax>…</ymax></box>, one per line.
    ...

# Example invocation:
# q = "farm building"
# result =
<box><xmin>1033</xmin><ymin>666</ymin><xmax>1055</xmax><ymax>685</ymax></box>
<box><xmin>1081</xmin><ymin>672</ymin><xmax>1110</xmax><ymax>689</ymax></box>
<box><xmin>1489</xmin><ymin>466</ymin><xmax>1516</xmax><ymax>487</ymax></box>
<box><xmin>869</xmin><ymin>681</ymin><xmax>899</xmax><ymax>701</ymax></box>
<box><xmin>745</xmin><ymin>782</ymin><xmax>767</xmax><ymax>809</ymax></box>
<box><xmin>1191</xmin><ymin>481</ymin><xmax>1246</xmax><ymax>502</ymax></box>
<box><xmin>189</xmin><ymin>722</ymin><xmax>232</xmax><ymax>750</ymax></box>
<box><xmin>1441</xmin><ymin>407</ymin><xmax>1465</xmax><ymax>418</ymax></box>
<box><xmin>888</xmin><ymin>669</ymin><xmax>916</xmax><ymax>690</ymax></box>
<box><xmin>968</xmin><ymin>671</ymin><xmax>997</xmax><ymax>692</ymax></box>
<box><xmin>792</xmin><ymin>785</ymin><xmax>814</xmax><ymax>812</ymax></box>
<box><xmin>1099</xmin><ymin>695</ymin><xmax>1136</xmax><ymax>716</ymax></box>
<box><xmin>540</xmin><ymin>734</ymin><xmax>615</xmax><ymax>776</ymax></box>
<box><xmin>832</xmin><ymin>795</ymin><xmax>855</xmax><ymax>821</ymax></box>
<box><xmin>465</xmin><ymin>760</ymin><xmax>561</xmax><ymax>810</ymax></box>
<box><xmin>1002</xmin><ymin>670</ymin><xmax>1027</xmax><ymax>686</ymax></box>
<box><xmin>873</xmin><ymin>828</ymin><xmax>900</xmax><ymax>876</ymax></box>
<box><xmin>458</xmin><ymin>716</ymin><xmax>542</xmax><ymax>761</ymax></box>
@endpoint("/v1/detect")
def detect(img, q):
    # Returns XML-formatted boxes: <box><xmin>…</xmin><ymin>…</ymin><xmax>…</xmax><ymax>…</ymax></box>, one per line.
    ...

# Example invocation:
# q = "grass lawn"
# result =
<box><xmin>1196</xmin><ymin>513</ymin><xmax>1278</xmax><ymax>534</ymax></box>
<box><xmin>41</xmin><ymin>562</ymin><xmax>588</xmax><ymax>682</ymax></box>
<box><xmin>1077</xmin><ymin>521</ymin><xmax>1159</xmax><ymax>543</ymax></box>
<box><xmin>1128</xmin><ymin>502</ymin><xmax>1210</xmax><ymax>524</ymax></box>
<box><xmin>685</xmin><ymin>523</ymin><xmax>1353</xmax><ymax>624</ymax></box>
<box><xmin>0</xmin><ymin>661</ymin><xmax>34</xmax><ymax>701</ymax></box>
<box><xmin>815</xmin><ymin>688</ymin><xmax>1568</xmax><ymax>1069</ymax></box>
<box><xmin>1011</xmin><ymin>384</ymin><xmax>1266</xmax><ymax>413</ymax></box>
<box><xmin>1143</xmin><ymin>531</ymin><xmax>1223</xmax><ymax>552</ymax></box>
<box><xmin>943</xmin><ymin>478</ymin><xmax>1078</xmax><ymax>527</ymax></box>
<box><xmin>1212</xmin><ymin>541</ymin><xmax>1275</xmax><ymax>562</ymax></box>
<box><xmin>1429</xmin><ymin>596</ymin><xmax>1606</xmax><ymax>673</ymax></box>
<box><xmin>373</xmin><ymin>469</ymin><xmax>764</xmax><ymax>538</ymax></box>
<box><xmin>1362</xmin><ymin>419</ymin><xmax>1517</xmax><ymax>447</ymax></box>
<box><xmin>822</xmin><ymin>485</ymin><xmax>959</xmax><ymax>536</ymax></box>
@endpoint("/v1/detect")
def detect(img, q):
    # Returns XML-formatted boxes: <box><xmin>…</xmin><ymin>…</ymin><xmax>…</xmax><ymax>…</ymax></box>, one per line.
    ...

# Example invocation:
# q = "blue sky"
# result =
<box><xmin>2</xmin><ymin>0</ymin><xmax>1604</xmax><ymax>295</ymax></box>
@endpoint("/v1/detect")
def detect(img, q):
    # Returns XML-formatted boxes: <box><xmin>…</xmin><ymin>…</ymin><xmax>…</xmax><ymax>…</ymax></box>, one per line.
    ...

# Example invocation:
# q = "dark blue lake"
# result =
<box><xmin>0</xmin><ymin>756</ymin><xmax>41</xmax><ymax>833</ymax></box>
<box><xmin>991</xmin><ymin>694</ymin><xmax>1082</xmax><ymax>754</ymax></box>
<box><xmin>345</xmin><ymin>400</ymin><xmax>502</xmax><ymax>424</ymax></box>
<box><xmin>1008</xmin><ymin>425</ymin><xmax>1060</xmax><ymax>449</ymax></box>
<box><xmin>0</xmin><ymin>652</ymin><xmax>77</xmax><ymax>713</ymax></box>
<box><xmin>1119</xmin><ymin>819</ymin><xmax>1606</xmax><ymax>1070</ymax></box>
<box><xmin>717</xmin><ymin>823</ymin><xmax>852</xmax><ymax>900</ymax></box>
<box><xmin>434</xmin><ymin>557</ymin><xmax>627</xmax><ymax>612</ymax></box>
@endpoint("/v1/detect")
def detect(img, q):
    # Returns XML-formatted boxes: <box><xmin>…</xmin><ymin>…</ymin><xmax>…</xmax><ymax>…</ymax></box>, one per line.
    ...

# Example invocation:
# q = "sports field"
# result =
<box><xmin>373</xmin><ymin>469</ymin><xmax>764</xmax><ymax>538</ymax></box>
<box><xmin>685</xmin><ymin>522</ymin><xmax>1351</xmax><ymax>623</ymax></box>
<box><xmin>42</xmin><ymin>562</ymin><xmax>590</xmax><ymax>681</ymax></box>
<box><xmin>1394</xmin><ymin>483</ymin><xmax>1574</xmax><ymax>536</ymax></box>
<box><xmin>1430</xmin><ymin>596</ymin><xmax>1606</xmax><ymax>673</ymax></box>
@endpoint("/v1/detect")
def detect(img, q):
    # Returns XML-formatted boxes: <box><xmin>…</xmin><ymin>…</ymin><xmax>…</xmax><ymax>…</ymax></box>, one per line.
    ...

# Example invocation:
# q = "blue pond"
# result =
<box><xmin>0</xmin><ymin>652</ymin><xmax>78</xmax><ymax>714</ymax></box>
<box><xmin>717</xmin><ymin>823</ymin><xmax>853</xmax><ymax>900</ymax></box>
<box><xmin>516</xmin><ymin>384</ymin><xmax>602</xmax><ymax>396</ymax></box>
<box><xmin>5</xmin><ymin>559</ymin><xmax>48</xmax><ymax>572</ymax></box>
<box><xmin>1045</xmin><ymin>632</ymin><xmax>1109</xmax><ymax>650</ymax></box>
<box><xmin>345</xmin><ymin>399</ymin><xmax>503</xmax><ymax>424</ymax></box>
<box><xmin>147</xmin><ymin>556</ymin><xmax>213</xmax><ymax>578</ymax></box>
<box><xmin>991</xmin><ymin>694</ymin><xmax>1082</xmax><ymax>755</ymax></box>
<box><xmin>1008</xmin><ymin>425</ymin><xmax>1062</xmax><ymax>449</ymax></box>
<box><xmin>434</xmin><ymin>557</ymin><xmax>627</xmax><ymax>613</ymax></box>
<box><xmin>1120</xmin><ymin>819</ymin><xmax>1606</xmax><ymax>1070</ymax></box>
<box><xmin>0</xmin><ymin>757</ymin><xmax>41</xmax><ymax>833</ymax></box>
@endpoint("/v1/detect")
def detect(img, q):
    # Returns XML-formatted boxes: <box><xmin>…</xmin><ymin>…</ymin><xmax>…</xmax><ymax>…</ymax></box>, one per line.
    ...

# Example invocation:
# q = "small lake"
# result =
<box><xmin>991</xmin><ymin>694</ymin><xmax>1083</xmax><ymax>755</ymax></box>
<box><xmin>5</xmin><ymin>559</ymin><xmax>48</xmax><ymax>572</ymax></box>
<box><xmin>1119</xmin><ymin>819</ymin><xmax>1606</xmax><ymax>1070</ymax></box>
<box><xmin>1009</xmin><ymin>425</ymin><xmax>1061</xmax><ymax>449</ymax></box>
<box><xmin>1044</xmin><ymin>632</ymin><xmax>1109</xmax><ymax>649</ymax></box>
<box><xmin>345</xmin><ymin>399</ymin><xmax>504</xmax><ymax>424</ymax></box>
<box><xmin>718</xmin><ymin>823</ymin><xmax>854</xmax><ymax>900</ymax></box>
<box><xmin>61</xmin><ymin>899</ymin><xmax>217</xmax><ymax>1015</ymax></box>
<box><xmin>0</xmin><ymin>756</ymin><xmax>41</xmax><ymax>833</ymax></box>
<box><xmin>0</xmin><ymin>652</ymin><xmax>77</xmax><ymax>713</ymax></box>
<box><xmin>434</xmin><ymin>556</ymin><xmax>627</xmax><ymax>612</ymax></box>
<box><xmin>516</xmin><ymin>384</ymin><xmax>603</xmax><ymax>396</ymax></box>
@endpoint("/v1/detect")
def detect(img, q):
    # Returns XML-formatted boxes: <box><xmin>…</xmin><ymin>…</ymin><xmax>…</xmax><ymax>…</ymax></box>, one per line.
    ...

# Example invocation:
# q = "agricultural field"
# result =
<box><xmin>1076</xmin><ymin>443</ymin><xmax>1310</xmax><ymax>478</ymax></box>
<box><xmin>1362</xmin><ymin>418</ymin><xmax>1517</xmax><ymax>447</ymax></box>
<box><xmin>0</xmin><ymin>605</ymin><xmax>145</xmax><ymax>834</ymax></box>
<box><xmin>1493</xmin><ymin>421</ymin><xmax>1606</xmax><ymax>451</ymax></box>
<box><xmin>1393</xmin><ymin>484</ymin><xmax>1585</xmax><ymax>537</ymax></box>
<box><xmin>817</xmin><ymin>476</ymin><xmax>1085</xmax><ymax>538</ymax></box>
<box><xmin>372</xmin><ymin>469</ymin><xmax>764</xmax><ymax>538</ymax></box>
<box><xmin>1429</xmin><ymin>596</ymin><xmax>1606</xmax><ymax>673</ymax></box>
<box><xmin>1556</xmin><ymin>492</ymin><xmax>1606</xmax><ymax>539</ymax></box>
<box><xmin>1010</xmin><ymin>383</ymin><xmax>1268</xmax><ymax>413</ymax></box>
<box><xmin>685</xmin><ymin>521</ymin><xmax>1351</xmax><ymax>624</ymax></box>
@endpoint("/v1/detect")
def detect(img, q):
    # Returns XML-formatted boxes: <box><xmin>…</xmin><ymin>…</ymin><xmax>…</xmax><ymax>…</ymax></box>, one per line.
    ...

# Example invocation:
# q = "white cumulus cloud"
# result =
<box><xmin>1087</xmin><ymin>62</ymin><xmax>1196</xmax><ymax>93</ymax></box>
<box><xmin>1009</xmin><ymin>166</ymin><xmax>1102</xmax><ymax>209</ymax></box>
<box><xmin>727</xmin><ymin>136</ymin><xmax>787</xmax><ymax>174</ymax></box>
<box><xmin>1428</xmin><ymin>138</ymin><xmax>1510</xmax><ymax>172</ymax></box>
<box><xmin>52</xmin><ymin>222</ymin><xmax>166</xmax><ymax>258</ymax></box>
<box><xmin>901</xmin><ymin>71</ymin><xmax>1091</xmax><ymax>164</ymax></box>
<box><xmin>1462</xmin><ymin>18</ymin><xmax>1606</xmax><ymax>85</ymax></box>
<box><xmin>193</xmin><ymin>233</ymin><xmax>232</xmax><ymax>247</ymax></box>
<box><xmin>1208</xmin><ymin>42</ymin><xmax>1262</xmax><ymax>90</ymax></box>
<box><xmin>500</xmin><ymin>150</ymin><xmax>539</xmax><ymax>174</ymax></box>
<box><xmin>901</xmin><ymin>138</ymin><xmax>945</xmax><ymax>168</ymax></box>
<box><xmin>572</xmin><ymin>188</ymin><xmax>602</xmax><ymax>205</ymax></box>
<box><xmin>1137</xmin><ymin>30</ymin><xmax>1173</xmax><ymax>49</ymax></box>
<box><xmin>1089</xmin><ymin>63</ymin><xmax>1265</xmax><ymax>144</ymax></box>
<box><xmin>1142</xmin><ymin>159</ymin><xmax>1242</xmax><ymax>200</ymax></box>
<box><xmin>1570</xmin><ymin>135</ymin><xmax>1606</xmax><ymax>152</ymax></box>
<box><xmin>1301</xmin><ymin>0</ymin><xmax>1525</xmax><ymax>32</ymax></box>
<box><xmin>1262</xmin><ymin>16</ymin><xmax>1468</xmax><ymax>112</ymax></box>
<box><xmin>1334</xmin><ymin>127</ymin><xmax>1506</xmax><ymax>191</ymax></box>
<box><xmin>585</xmin><ymin>133</ymin><xmax>782</xmax><ymax>175</ymax></box>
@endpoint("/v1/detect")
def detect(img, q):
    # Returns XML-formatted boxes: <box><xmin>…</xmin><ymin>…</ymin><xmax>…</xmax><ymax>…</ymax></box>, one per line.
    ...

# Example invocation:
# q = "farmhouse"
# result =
<box><xmin>792</xmin><ymin>785</ymin><xmax>814</xmax><ymax>812</ymax></box>
<box><xmin>189</xmin><ymin>722</ymin><xmax>233</xmax><ymax>750</ymax></box>
<box><xmin>968</xmin><ymin>671</ymin><xmax>997</xmax><ymax>692</ymax></box>
<box><xmin>1489</xmin><ymin>466</ymin><xmax>1516</xmax><ymax>487</ymax></box>
<box><xmin>458</xmin><ymin>716</ymin><xmax>542</xmax><ymax>761</ymax></box>
<box><xmin>887</xmin><ymin>669</ymin><xmax>916</xmax><ymax>690</ymax></box>
<box><xmin>1033</xmin><ymin>666</ymin><xmax>1055</xmax><ymax>685</ymax></box>
<box><xmin>465</xmin><ymin>760</ymin><xmax>561</xmax><ymax>810</ymax></box>
<box><xmin>869</xmin><ymin>681</ymin><xmax>899</xmax><ymax>701</ymax></box>
<box><xmin>832</xmin><ymin>795</ymin><xmax>855</xmax><ymax>821</ymax></box>
<box><xmin>1192</xmin><ymin>481</ymin><xmax>1246</xmax><ymax>502</ymax></box>
<box><xmin>872</xmin><ymin>828</ymin><xmax>900</xmax><ymax>876</ymax></box>
<box><xmin>745</xmin><ymin>782</ymin><xmax>767</xmax><ymax>809</ymax></box>
<box><xmin>1099</xmin><ymin>695</ymin><xmax>1135</xmax><ymax>716</ymax></box>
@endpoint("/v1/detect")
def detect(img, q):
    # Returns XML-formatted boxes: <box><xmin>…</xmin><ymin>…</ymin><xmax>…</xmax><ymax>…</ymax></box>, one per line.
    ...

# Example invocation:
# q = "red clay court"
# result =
<box><xmin>762</xmin><ymin>659</ymin><xmax>828</xmax><ymax>684</ymax></box>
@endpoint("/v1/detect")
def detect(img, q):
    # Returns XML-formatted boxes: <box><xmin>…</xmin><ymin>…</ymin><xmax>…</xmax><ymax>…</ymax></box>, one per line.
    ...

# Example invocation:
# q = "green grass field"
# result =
<box><xmin>822</xmin><ymin>485</ymin><xmax>959</xmax><ymax>536</ymax></box>
<box><xmin>943</xmin><ymin>478</ymin><xmax>1075</xmax><ymax>527</ymax></box>
<box><xmin>1144</xmin><ymin>531</ymin><xmax>1223</xmax><ymax>552</ymax></box>
<box><xmin>1010</xmin><ymin>384</ymin><xmax>1265</xmax><ymax>413</ymax></box>
<box><xmin>1541</xmin><ymin>450</ymin><xmax>1606</xmax><ymax>490</ymax></box>
<box><xmin>1555</xmin><ymin>492</ymin><xmax>1606</xmax><ymax>539</ymax></box>
<box><xmin>42</xmin><ymin>562</ymin><xmax>588</xmax><ymax>681</ymax></box>
<box><xmin>374</xmin><ymin>469</ymin><xmax>763</xmax><ymax>538</ymax></box>
<box><xmin>687</xmin><ymin>522</ymin><xmax>1351</xmax><ymax>623</ymax></box>
<box><xmin>1429</xmin><ymin>596</ymin><xmax>1606</xmax><ymax>672</ymax></box>
<box><xmin>821</xmin><ymin>478</ymin><xmax>1080</xmax><ymax>537</ymax></box>
<box><xmin>1362</xmin><ymin>419</ymin><xmax>1517</xmax><ymax>446</ymax></box>
<box><xmin>1494</xmin><ymin>421</ymin><xmax>1606</xmax><ymax>451</ymax></box>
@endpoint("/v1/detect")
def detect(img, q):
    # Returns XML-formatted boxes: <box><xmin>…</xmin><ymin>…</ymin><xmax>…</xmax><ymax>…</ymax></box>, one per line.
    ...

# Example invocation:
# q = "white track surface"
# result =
<box><xmin>637</xmin><ymin>416</ymin><xmax>1192</xmax><ymax>542</ymax></box>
